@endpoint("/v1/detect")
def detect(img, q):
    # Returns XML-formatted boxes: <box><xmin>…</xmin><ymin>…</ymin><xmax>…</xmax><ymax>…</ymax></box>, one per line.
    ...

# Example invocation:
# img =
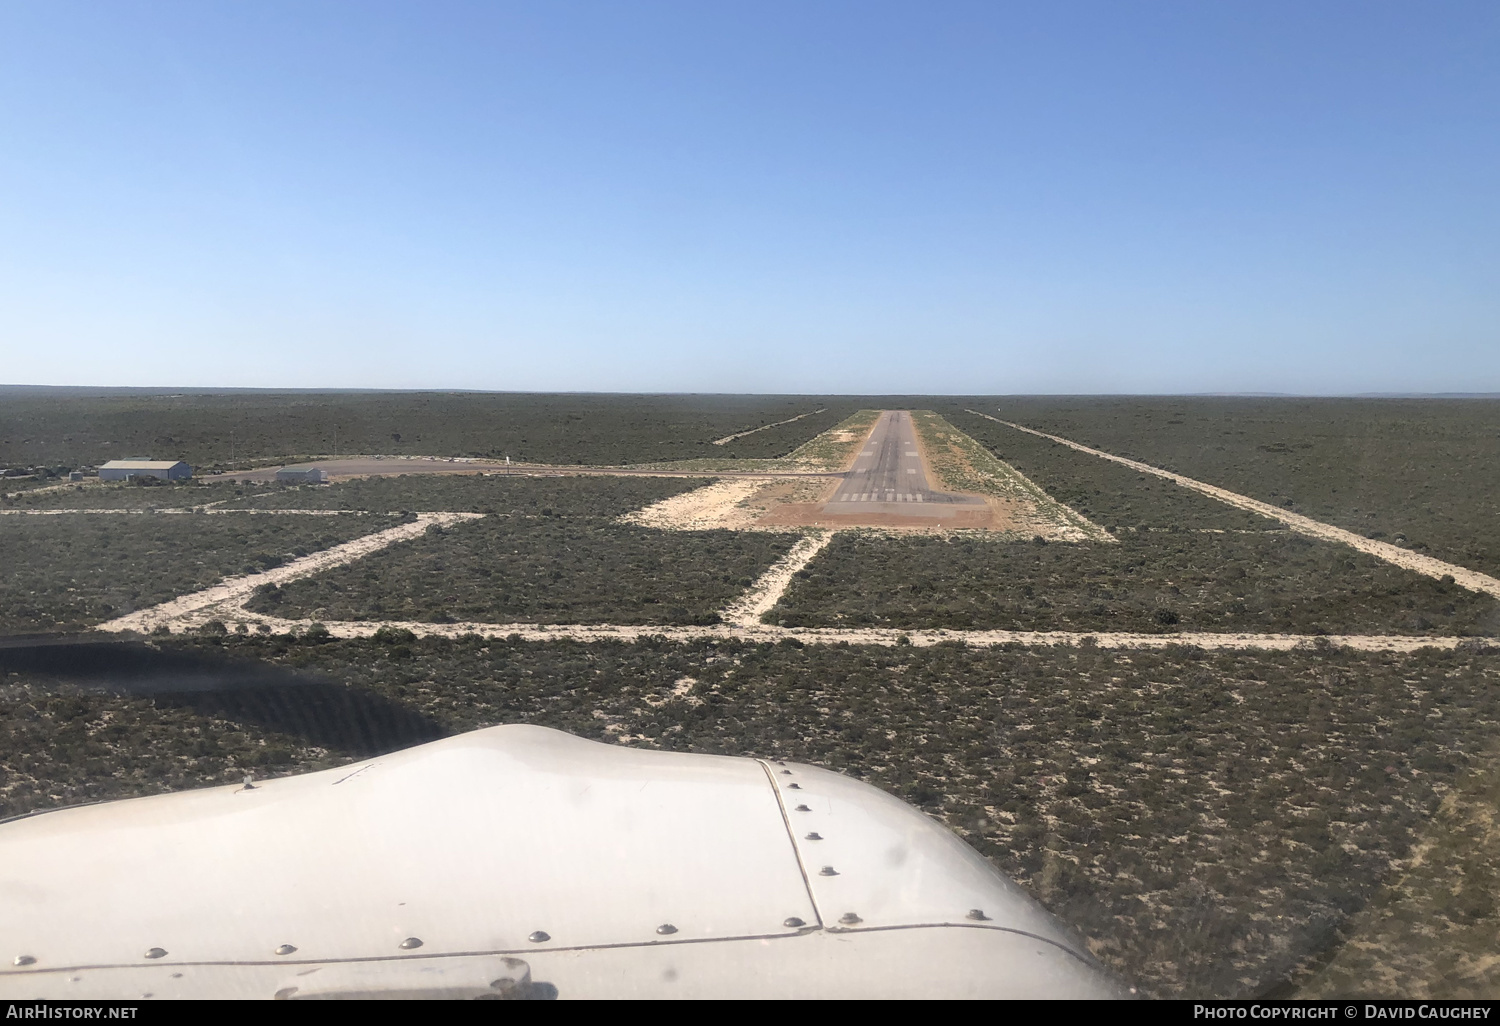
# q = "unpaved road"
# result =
<box><xmin>720</xmin><ymin>531</ymin><xmax>835</xmax><ymax>626</ymax></box>
<box><xmin>87</xmin><ymin>502</ymin><xmax>1492</xmax><ymax>652</ymax></box>
<box><xmin>968</xmin><ymin>410</ymin><xmax>1500</xmax><ymax>601</ymax></box>
<box><xmin>712</xmin><ymin>409</ymin><xmax>826</xmax><ymax>445</ymax></box>
<box><xmin>128</xmin><ymin>604</ymin><xmax>1491</xmax><ymax>655</ymax></box>
<box><xmin>95</xmin><ymin>513</ymin><xmax>482</xmax><ymax>634</ymax></box>
<box><xmin>208</xmin><ymin>458</ymin><xmax>841</xmax><ymax>484</ymax></box>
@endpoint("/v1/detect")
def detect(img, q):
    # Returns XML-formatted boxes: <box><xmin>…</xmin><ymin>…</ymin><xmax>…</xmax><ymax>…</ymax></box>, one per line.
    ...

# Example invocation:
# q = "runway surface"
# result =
<box><xmin>821</xmin><ymin>411</ymin><xmax>985</xmax><ymax>519</ymax></box>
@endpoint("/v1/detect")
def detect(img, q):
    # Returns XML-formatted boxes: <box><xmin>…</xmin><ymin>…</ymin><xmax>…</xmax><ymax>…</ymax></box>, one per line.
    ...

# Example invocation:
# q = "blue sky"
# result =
<box><xmin>1</xmin><ymin>0</ymin><xmax>1496</xmax><ymax>393</ymax></box>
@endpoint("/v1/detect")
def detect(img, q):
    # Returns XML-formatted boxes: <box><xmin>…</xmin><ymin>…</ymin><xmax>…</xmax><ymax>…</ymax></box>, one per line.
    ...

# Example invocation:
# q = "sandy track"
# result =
<box><xmin>132</xmin><ymin>608</ymin><xmax>1491</xmax><ymax>654</ymax></box>
<box><xmin>967</xmin><ymin>410</ymin><xmax>1500</xmax><ymax>601</ymax></box>
<box><xmin>720</xmin><ymin>531</ymin><xmax>835</xmax><ymax>626</ymax></box>
<box><xmin>95</xmin><ymin>512</ymin><xmax>483</xmax><ymax>634</ymax></box>
<box><xmin>712</xmin><ymin>408</ymin><xmax>827</xmax><ymax>445</ymax></box>
<box><xmin>97</xmin><ymin>508</ymin><xmax>1490</xmax><ymax>652</ymax></box>
<box><xmin>208</xmin><ymin>460</ymin><xmax>839</xmax><ymax>484</ymax></box>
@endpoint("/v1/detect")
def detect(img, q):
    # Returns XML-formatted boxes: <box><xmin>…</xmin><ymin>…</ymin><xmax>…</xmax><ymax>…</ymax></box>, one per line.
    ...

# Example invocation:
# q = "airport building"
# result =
<box><xmin>97</xmin><ymin>459</ymin><xmax>192</xmax><ymax>482</ymax></box>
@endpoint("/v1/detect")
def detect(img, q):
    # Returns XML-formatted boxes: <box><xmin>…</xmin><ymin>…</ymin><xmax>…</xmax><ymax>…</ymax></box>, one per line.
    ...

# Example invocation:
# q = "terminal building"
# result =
<box><xmin>98</xmin><ymin>459</ymin><xmax>192</xmax><ymax>482</ymax></box>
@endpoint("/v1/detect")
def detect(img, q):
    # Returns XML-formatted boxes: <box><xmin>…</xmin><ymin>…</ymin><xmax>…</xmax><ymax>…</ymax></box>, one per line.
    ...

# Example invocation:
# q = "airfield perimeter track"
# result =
<box><xmin>89</xmin><ymin>508</ymin><xmax>1492</xmax><ymax>654</ymax></box>
<box><xmin>966</xmin><ymin>410</ymin><xmax>1500</xmax><ymax>601</ymax></box>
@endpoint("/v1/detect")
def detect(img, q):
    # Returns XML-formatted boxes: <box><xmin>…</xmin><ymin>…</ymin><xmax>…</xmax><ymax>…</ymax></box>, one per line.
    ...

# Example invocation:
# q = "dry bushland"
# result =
<box><xmin>9</xmin><ymin>636</ymin><xmax>1496</xmax><ymax>999</ymax></box>
<box><xmin>943</xmin><ymin>397</ymin><xmax>1500</xmax><ymax>577</ymax></box>
<box><xmin>220</xmin><ymin>472</ymin><xmax>709</xmax><ymax>515</ymax></box>
<box><xmin>772</xmin><ymin>531</ymin><xmax>1500</xmax><ymax>636</ymax></box>
<box><xmin>0</xmin><ymin>390</ymin><xmax>871</xmax><ymax>470</ymax></box>
<box><xmin>3</xmin><ymin>479</ymin><xmax>256</xmax><ymax>510</ymax></box>
<box><xmin>0</xmin><ymin>514</ymin><xmax>388</xmax><ymax>634</ymax></box>
<box><xmin>244</xmin><ymin>510</ymin><xmax>801</xmax><ymax>627</ymax></box>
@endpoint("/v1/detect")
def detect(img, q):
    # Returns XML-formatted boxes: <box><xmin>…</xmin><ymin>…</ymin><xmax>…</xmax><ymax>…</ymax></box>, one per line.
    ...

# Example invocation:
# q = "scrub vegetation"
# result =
<box><xmin>0</xmin><ymin>514</ymin><xmax>390</xmax><ymax>634</ymax></box>
<box><xmin>1298</xmin><ymin>744</ymin><xmax>1500</xmax><ymax>998</ymax></box>
<box><xmin>0</xmin><ymin>676</ymin><xmax>343</xmax><ymax>817</ymax></box>
<box><xmin>0</xmin><ymin>388</ymin><xmax>871</xmax><ymax>470</ymax></box>
<box><xmin>910</xmin><ymin>410</ymin><xmax>1108</xmax><ymax>541</ymax></box>
<box><xmin>943</xmin><ymin>414</ymin><xmax>1274</xmax><ymax>532</ymax></box>
<box><xmin>3</xmin><ymin>479</ymin><xmax>261</xmax><ymax>510</ymax></box>
<box><xmin>771</xmin><ymin>530</ymin><xmax>1500</xmax><ymax>636</ymax></box>
<box><xmin>938</xmin><ymin>397</ymin><xmax>1500</xmax><ymax>577</ymax></box>
<box><xmin>8</xmin><ymin>635</ymin><xmax>1498</xmax><ymax>1000</ymax></box>
<box><xmin>242</xmin><ymin>479</ymin><xmax>801</xmax><ymax>626</ymax></box>
<box><xmin>219</xmin><ymin>471</ymin><xmax>710</xmax><ymax>515</ymax></box>
<box><xmin>627</xmin><ymin>408</ymin><xmax>882</xmax><ymax>473</ymax></box>
<box><xmin>1</xmin><ymin>474</ymin><xmax>69</xmax><ymax>495</ymax></box>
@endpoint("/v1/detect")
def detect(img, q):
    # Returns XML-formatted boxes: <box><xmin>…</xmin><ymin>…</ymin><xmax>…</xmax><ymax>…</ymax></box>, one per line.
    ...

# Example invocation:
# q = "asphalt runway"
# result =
<box><xmin>822</xmin><ymin>411</ymin><xmax>985</xmax><ymax>519</ymax></box>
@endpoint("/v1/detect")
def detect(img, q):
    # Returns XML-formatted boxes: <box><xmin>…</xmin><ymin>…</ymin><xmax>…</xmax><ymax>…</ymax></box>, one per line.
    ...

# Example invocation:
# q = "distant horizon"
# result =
<box><xmin>3</xmin><ymin>383</ymin><xmax>1499</xmax><ymax>400</ymax></box>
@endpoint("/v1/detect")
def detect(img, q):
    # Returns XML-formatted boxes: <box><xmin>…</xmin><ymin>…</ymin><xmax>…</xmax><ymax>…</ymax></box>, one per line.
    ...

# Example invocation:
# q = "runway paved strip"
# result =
<box><xmin>823</xmin><ymin>411</ymin><xmax>984</xmax><ymax>518</ymax></box>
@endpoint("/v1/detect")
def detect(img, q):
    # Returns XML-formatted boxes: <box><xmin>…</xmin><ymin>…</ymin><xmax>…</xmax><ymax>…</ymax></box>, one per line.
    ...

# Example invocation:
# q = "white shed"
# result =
<box><xmin>98</xmin><ymin>460</ymin><xmax>192</xmax><ymax>482</ymax></box>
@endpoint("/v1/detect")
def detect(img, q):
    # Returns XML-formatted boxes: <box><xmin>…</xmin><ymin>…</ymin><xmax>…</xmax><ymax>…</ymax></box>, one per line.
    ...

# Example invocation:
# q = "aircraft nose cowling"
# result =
<box><xmin>0</xmin><ymin>724</ymin><xmax>1126</xmax><ymax>999</ymax></box>
<box><xmin>766</xmin><ymin>758</ymin><xmax>1089</xmax><ymax>946</ymax></box>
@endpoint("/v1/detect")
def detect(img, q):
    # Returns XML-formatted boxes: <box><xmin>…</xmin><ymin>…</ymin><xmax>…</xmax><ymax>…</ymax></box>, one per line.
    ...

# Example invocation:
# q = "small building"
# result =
<box><xmin>275</xmin><ymin>467</ymin><xmax>329</xmax><ymax>484</ymax></box>
<box><xmin>98</xmin><ymin>460</ymin><xmax>192</xmax><ymax>482</ymax></box>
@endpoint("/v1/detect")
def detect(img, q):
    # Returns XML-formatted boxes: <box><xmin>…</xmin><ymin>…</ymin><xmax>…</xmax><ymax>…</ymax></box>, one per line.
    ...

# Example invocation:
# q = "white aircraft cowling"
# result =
<box><xmin>0</xmin><ymin>724</ymin><xmax>1126</xmax><ymax>999</ymax></box>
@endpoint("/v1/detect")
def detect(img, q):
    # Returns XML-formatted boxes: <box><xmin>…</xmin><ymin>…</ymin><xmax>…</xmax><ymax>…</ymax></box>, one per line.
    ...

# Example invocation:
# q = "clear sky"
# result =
<box><xmin>1</xmin><ymin>1</ymin><xmax>1496</xmax><ymax>394</ymax></box>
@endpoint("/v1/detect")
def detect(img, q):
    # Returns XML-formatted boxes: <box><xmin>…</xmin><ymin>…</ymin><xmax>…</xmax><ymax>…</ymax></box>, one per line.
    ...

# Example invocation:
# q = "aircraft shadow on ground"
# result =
<box><xmin>0</xmin><ymin>636</ymin><xmax>446</xmax><ymax>757</ymax></box>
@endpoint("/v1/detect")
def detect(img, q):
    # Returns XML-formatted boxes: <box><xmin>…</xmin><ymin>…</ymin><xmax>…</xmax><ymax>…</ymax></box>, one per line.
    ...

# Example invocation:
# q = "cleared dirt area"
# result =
<box><xmin>144</xmin><ymin>616</ymin><xmax>1497</xmax><ymax>654</ymax></box>
<box><xmin>754</xmin><ymin>499</ymin><xmax>1010</xmax><ymax>532</ymax></box>
<box><xmin>622</xmin><ymin>478</ymin><xmax>835</xmax><ymax>531</ymax></box>
<box><xmin>626</xmin><ymin>410</ymin><xmax>1102</xmax><ymax>535</ymax></box>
